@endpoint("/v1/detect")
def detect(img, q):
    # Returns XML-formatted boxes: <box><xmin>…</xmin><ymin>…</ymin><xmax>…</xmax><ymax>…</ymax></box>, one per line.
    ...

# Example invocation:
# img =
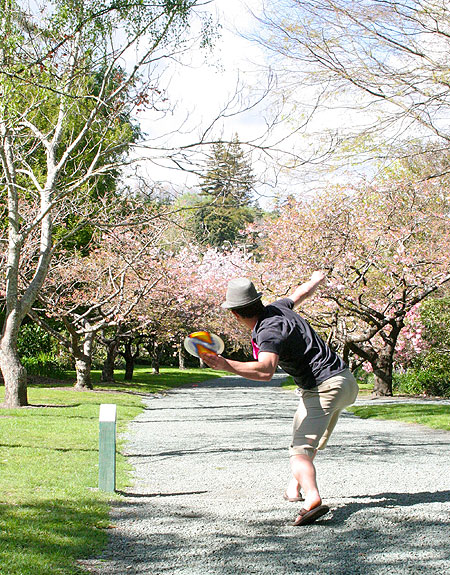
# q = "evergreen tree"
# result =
<box><xmin>195</xmin><ymin>136</ymin><xmax>257</xmax><ymax>247</ymax></box>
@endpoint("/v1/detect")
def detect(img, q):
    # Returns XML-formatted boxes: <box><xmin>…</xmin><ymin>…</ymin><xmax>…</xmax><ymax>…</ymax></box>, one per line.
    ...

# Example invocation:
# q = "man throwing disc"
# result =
<box><xmin>200</xmin><ymin>271</ymin><xmax>359</xmax><ymax>526</ymax></box>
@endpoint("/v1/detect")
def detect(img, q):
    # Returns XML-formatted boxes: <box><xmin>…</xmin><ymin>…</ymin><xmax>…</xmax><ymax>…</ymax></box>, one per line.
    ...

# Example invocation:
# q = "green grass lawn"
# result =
<box><xmin>0</xmin><ymin>366</ymin><xmax>224</xmax><ymax>575</ymax></box>
<box><xmin>348</xmin><ymin>403</ymin><xmax>450</xmax><ymax>431</ymax></box>
<box><xmin>53</xmin><ymin>366</ymin><xmax>227</xmax><ymax>393</ymax></box>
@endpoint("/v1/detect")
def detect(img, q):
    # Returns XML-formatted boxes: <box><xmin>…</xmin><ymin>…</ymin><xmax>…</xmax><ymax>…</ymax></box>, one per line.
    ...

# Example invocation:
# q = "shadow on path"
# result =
<box><xmin>115</xmin><ymin>490</ymin><xmax>209</xmax><ymax>499</ymax></box>
<box><xmin>330</xmin><ymin>489</ymin><xmax>450</xmax><ymax>524</ymax></box>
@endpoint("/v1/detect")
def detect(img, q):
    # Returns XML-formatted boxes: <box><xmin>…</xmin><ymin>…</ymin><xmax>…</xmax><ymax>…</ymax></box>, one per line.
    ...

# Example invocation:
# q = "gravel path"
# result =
<box><xmin>83</xmin><ymin>375</ymin><xmax>450</xmax><ymax>575</ymax></box>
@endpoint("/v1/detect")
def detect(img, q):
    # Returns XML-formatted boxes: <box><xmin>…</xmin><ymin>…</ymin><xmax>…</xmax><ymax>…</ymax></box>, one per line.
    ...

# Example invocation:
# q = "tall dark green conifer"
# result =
<box><xmin>195</xmin><ymin>136</ymin><xmax>257</xmax><ymax>247</ymax></box>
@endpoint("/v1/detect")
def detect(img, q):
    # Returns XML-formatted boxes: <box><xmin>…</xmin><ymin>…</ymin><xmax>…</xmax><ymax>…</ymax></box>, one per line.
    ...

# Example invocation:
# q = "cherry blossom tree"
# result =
<box><xmin>79</xmin><ymin>243</ymin><xmax>257</xmax><ymax>381</ymax></box>
<box><xmin>254</xmin><ymin>180</ymin><xmax>450</xmax><ymax>396</ymax></box>
<box><xmin>394</xmin><ymin>304</ymin><xmax>429</xmax><ymax>368</ymax></box>
<box><xmin>172</xmin><ymin>246</ymin><xmax>256</xmax><ymax>347</ymax></box>
<box><xmin>132</xmin><ymin>245</ymin><xmax>256</xmax><ymax>369</ymax></box>
<box><xmin>29</xmin><ymin>214</ymin><xmax>167</xmax><ymax>390</ymax></box>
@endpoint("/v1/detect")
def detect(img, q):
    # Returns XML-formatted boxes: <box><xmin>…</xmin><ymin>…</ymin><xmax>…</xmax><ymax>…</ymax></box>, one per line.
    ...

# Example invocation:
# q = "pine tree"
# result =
<box><xmin>195</xmin><ymin>136</ymin><xmax>257</xmax><ymax>247</ymax></box>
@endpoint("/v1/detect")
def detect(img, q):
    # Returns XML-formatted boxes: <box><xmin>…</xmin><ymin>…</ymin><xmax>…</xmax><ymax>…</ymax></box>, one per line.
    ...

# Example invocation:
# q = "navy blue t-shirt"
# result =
<box><xmin>251</xmin><ymin>298</ymin><xmax>347</xmax><ymax>389</ymax></box>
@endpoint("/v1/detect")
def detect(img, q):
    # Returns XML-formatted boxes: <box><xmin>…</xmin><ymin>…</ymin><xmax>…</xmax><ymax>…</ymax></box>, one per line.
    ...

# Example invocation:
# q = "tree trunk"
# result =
<box><xmin>0</xmin><ymin>122</ymin><xmax>53</xmax><ymax>407</ymax></box>
<box><xmin>101</xmin><ymin>340</ymin><xmax>119</xmax><ymax>382</ymax></box>
<box><xmin>75</xmin><ymin>357</ymin><xmax>93</xmax><ymax>390</ymax></box>
<box><xmin>0</xmin><ymin>339</ymin><xmax>28</xmax><ymax>408</ymax></box>
<box><xmin>74</xmin><ymin>332</ymin><xmax>95</xmax><ymax>391</ymax></box>
<box><xmin>124</xmin><ymin>361</ymin><xmax>134</xmax><ymax>381</ymax></box>
<box><xmin>371</xmin><ymin>322</ymin><xmax>403</xmax><ymax>397</ymax></box>
<box><xmin>348</xmin><ymin>336</ymin><xmax>397</xmax><ymax>398</ymax></box>
<box><xmin>372</xmin><ymin>353</ymin><xmax>393</xmax><ymax>397</ymax></box>
<box><xmin>342</xmin><ymin>343</ymin><xmax>350</xmax><ymax>365</ymax></box>
<box><xmin>123</xmin><ymin>341</ymin><xmax>135</xmax><ymax>381</ymax></box>
<box><xmin>151</xmin><ymin>342</ymin><xmax>161</xmax><ymax>375</ymax></box>
<box><xmin>146</xmin><ymin>340</ymin><xmax>161</xmax><ymax>375</ymax></box>
<box><xmin>178</xmin><ymin>342</ymin><xmax>186</xmax><ymax>370</ymax></box>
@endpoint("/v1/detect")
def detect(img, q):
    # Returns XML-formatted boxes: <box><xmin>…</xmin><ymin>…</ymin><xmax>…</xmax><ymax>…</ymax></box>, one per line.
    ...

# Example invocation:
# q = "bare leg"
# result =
<box><xmin>285</xmin><ymin>449</ymin><xmax>317</xmax><ymax>499</ymax></box>
<box><xmin>285</xmin><ymin>476</ymin><xmax>301</xmax><ymax>499</ymax></box>
<box><xmin>289</xmin><ymin>453</ymin><xmax>321</xmax><ymax>511</ymax></box>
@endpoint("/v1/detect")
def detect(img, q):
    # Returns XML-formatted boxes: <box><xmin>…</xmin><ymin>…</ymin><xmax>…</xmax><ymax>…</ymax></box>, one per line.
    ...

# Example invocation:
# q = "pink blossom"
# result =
<box><xmin>362</xmin><ymin>362</ymin><xmax>373</xmax><ymax>373</ymax></box>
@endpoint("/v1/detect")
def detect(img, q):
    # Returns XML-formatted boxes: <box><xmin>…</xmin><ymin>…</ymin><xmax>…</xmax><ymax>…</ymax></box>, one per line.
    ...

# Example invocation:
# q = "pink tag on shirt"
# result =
<box><xmin>251</xmin><ymin>339</ymin><xmax>260</xmax><ymax>360</ymax></box>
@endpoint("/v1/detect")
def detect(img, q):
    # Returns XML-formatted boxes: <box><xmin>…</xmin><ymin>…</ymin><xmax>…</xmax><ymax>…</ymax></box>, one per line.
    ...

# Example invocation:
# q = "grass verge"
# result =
<box><xmin>37</xmin><ymin>366</ymin><xmax>227</xmax><ymax>393</ymax></box>
<box><xmin>348</xmin><ymin>403</ymin><xmax>450</xmax><ymax>431</ymax></box>
<box><xmin>281</xmin><ymin>376</ymin><xmax>449</xmax><ymax>430</ymax></box>
<box><xmin>0</xmin><ymin>367</ymin><xmax>223</xmax><ymax>575</ymax></box>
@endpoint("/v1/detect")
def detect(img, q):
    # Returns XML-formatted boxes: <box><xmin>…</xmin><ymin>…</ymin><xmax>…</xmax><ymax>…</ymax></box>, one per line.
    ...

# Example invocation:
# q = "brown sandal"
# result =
<box><xmin>293</xmin><ymin>505</ymin><xmax>330</xmax><ymax>526</ymax></box>
<box><xmin>283</xmin><ymin>491</ymin><xmax>305</xmax><ymax>502</ymax></box>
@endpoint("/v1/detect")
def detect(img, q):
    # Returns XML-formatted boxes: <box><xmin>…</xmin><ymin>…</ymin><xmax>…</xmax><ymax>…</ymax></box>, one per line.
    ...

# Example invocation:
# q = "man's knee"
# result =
<box><xmin>289</xmin><ymin>445</ymin><xmax>316</xmax><ymax>459</ymax></box>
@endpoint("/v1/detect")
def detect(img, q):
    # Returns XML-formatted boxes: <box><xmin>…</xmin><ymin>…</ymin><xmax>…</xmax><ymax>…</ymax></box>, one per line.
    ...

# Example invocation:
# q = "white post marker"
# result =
<box><xmin>98</xmin><ymin>404</ymin><xmax>117</xmax><ymax>492</ymax></box>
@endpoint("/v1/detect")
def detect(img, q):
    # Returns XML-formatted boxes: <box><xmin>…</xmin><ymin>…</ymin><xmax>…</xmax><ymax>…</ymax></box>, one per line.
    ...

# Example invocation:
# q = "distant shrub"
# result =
<box><xmin>353</xmin><ymin>367</ymin><xmax>374</xmax><ymax>390</ymax></box>
<box><xmin>393</xmin><ymin>367</ymin><xmax>450</xmax><ymax>398</ymax></box>
<box><xmin>17</xmin><ymin>321</ymin><xmax>55</xmax><ymax>357</ymax></box>
<box><xmin>18</xmin><ymin>319</ymin><xmax>74</xmax><ymax>375</ymax></box>
<box><xmin>22</xmin><ymin>352</ymin><xmax>66</xmax><ymax>378</ymax></box>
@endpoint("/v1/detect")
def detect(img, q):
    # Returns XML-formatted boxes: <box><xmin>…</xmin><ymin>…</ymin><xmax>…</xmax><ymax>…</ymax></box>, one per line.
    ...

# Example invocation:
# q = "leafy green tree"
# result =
<box><xmin>420</xmin><ymin>297</ymin><xmax>450</xmax><ymax>352</ymax></box>
<box><xmin>200</xmin><ymin>138</ymin><xmax>255</xmax><ymax>204</ymax></box>
<box><xmin>194</xmin><ymin>137</ymin><xmax>258</xmax><ymax>247</ymax></box>
<box><xmin>394</xmin><ymin>294</ymin><xmax>450</xmax><ymax>396</ymax></box>
<box><xmin>0</xmin><ymin>0</ymin><xmax>214</xmax><ymax>407</ymax></box>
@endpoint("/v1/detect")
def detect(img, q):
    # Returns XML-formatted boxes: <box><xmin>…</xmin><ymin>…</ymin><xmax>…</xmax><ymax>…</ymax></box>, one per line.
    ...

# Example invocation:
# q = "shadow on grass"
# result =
<box><xmin>25</xmin><ymin>403</ymin><xmax>81</xmax><ymax>409</ymax></box>
<box><xmin>0</xmin><ymin>442</ymin><xmax>98</xmax><ymax>453</ymax></box>
<box><xmin>0</xmin><ymin>497</ymin><xmax>110</xmax><ymax>575</ymax></box>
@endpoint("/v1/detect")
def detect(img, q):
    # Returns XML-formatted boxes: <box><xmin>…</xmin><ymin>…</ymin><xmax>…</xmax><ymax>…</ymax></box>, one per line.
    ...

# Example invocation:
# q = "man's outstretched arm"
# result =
<box><xmin>200</xmin><ymin>351</ymin><xmax>279</xmax><ymax>382</ymax></box>
<box><xmin>288</xmin><ymin>271</ymin><xmax>326</xmax><ymax>308</ymax></box>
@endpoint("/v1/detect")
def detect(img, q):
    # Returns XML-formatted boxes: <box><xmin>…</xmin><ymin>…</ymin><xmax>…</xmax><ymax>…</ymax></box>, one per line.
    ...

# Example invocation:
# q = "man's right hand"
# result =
<box><xmin>199</xmin><ymin>352</ymin><xmax>230</xmax><ymax>372</ymax></box>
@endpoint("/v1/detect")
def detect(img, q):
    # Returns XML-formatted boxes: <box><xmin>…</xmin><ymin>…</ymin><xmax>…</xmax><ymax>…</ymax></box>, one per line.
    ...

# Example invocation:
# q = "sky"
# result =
<box><xmin>133</xmin><ymin>0</ymin><xmax>282</xmax><ymax>202</ymax></box>
<box><xmin>132</xmin><ymin>0</ymin><xmax>375</xmax><ymax>206</ymax></box>
<box><xmin>164</xmin><ymin>0</ymin><xmax>268</xmax><ymax>138</ymax></box>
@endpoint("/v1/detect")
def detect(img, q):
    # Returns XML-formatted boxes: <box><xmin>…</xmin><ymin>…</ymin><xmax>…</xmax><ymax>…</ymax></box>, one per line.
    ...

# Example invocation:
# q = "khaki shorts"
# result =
<box><xmin>289</xmin><ymin>368</ymin><xmax>359</xmax><ymax>458</ymax></box>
